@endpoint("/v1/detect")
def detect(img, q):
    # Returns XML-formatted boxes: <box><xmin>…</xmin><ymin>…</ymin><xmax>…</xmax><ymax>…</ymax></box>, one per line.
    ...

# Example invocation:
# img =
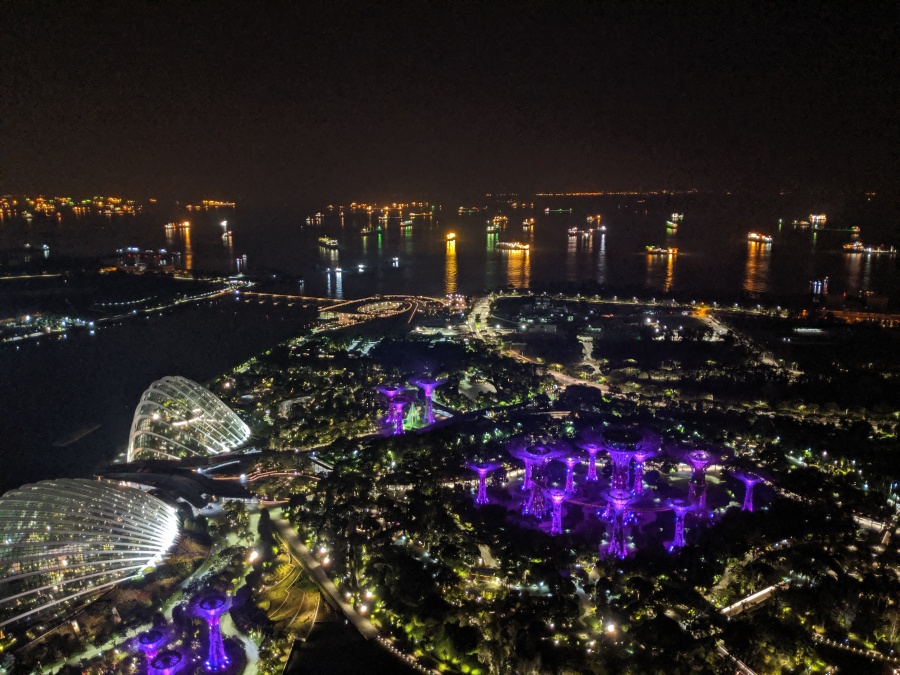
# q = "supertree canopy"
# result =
<box><xmin>576</xmin><ymin>435</ymin><xmax>603</xmax><ymax>482</ymax></box>
<box><xmin>149</xmin><ymin>649</ymin><xmax>185</xmax><ymax>675</ymax></box>
<box><xmin>508</xmin><ymin>438</ymin><xmax>562</xmax><ymax>491</ymax></box>
<box><xmin>137</xmin><ymin>628</ymin><xmax>167</xmax><ymax>660</ymax></box>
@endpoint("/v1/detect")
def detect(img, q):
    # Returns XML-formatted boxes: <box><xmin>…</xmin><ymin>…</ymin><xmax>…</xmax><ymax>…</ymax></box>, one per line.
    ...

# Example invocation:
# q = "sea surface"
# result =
<box><xmin>1</xmin><ymin>193</ymin><xmax>898</xmax><ymax>301</ymax></box>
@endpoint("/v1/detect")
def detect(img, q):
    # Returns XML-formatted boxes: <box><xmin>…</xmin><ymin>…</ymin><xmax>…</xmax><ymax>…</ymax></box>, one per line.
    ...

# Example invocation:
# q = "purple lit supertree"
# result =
<box><xmin>467</xmin><ymin>462</ymin><xmax>499</xmax><ymax>505</ymax></box>
<box><xmin>577</xmin><ymin>440</ymin><xmax>602</xmax><ymax>482</ymax></box>
<box><xmin>669</xmin><ymin>499</ymin><xmax>693</xmax><ymax>549</ymax></box>
<box><xmin>389</xmin><ymin>397</ymin><xmax>409</xmax><ymax>435</ymax></box>
<box><xmin>546</xmin><ymin>488</ymin><xmax>567</xmax><ymax>535</ymax></box>
<box><xmin>196</xmin><ymin>594</ymin><xmax>231</xmax><ymax>672</ymax></box>
<box><xmin>508</xmin><ymin>439</ymin><xmax>560</xmax><ymax>491</ymax></box>
<box><xmin>602</xmin><ymin>489</ymin><xmax>633</xmax><ymax>559</ymax></box>
<box><xmin>149</xmin><ymin>650</ymin><xmax>185</xmax><ymax>675</ymax></box>
<box><xmin>558</xmin><ymin>453</ymin><xmax>581</xmax><ymax>494</ymax></box>
<box><xmin>508</xmin><ymin>438</ymin><xmax>562</xmax><ymax>516</ymax></box>
<box><xmin>631</xmin><ymin>438</ymin><xmax>660</xmax><ymax>496</ymax></box>
<box><xmin>377</xmin><ymin>385</ymin><xmax>406</xmax><ymax>434</ymax></box>
<box><xmin>410</xmin><ymin>377</ymin><xmax>447</xmax><ymax>425</ymax></box>
<box><xmin>602</xmin><ymin>428</ymin><xmax>643</xmax><ymax>492</ymax></box>
<box><xmin>137</xmin><ymin>628</ymin><xmax>166</xmax><ymax>660</ymax></box>
<box><xmin>736</xmin><ymin>472</ymin><xmax>763</xmax><ymax>512</ymax></box>
<box><xmin>685</xmin><ymin>449</ymin><xmax>716</xmax><ymax>509</ymax></box>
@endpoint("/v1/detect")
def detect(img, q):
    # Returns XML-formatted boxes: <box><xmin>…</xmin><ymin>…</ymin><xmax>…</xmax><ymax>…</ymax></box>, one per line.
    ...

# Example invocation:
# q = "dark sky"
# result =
<box><xmin>1</xmin><ymin>1</ymin><xmax>897</xmax><ymax>202</ymax></box>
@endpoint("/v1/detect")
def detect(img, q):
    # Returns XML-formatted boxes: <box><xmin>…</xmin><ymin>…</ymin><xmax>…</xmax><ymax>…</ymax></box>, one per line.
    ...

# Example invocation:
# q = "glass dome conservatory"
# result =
<box><xmin>0</xmin><ymin>478</ymin><xmax>179</xmax><ymax>629</ymax></box>
<box><xmin>127</xmin><ymin>376</ymin><xmax>251</xmax><ymax>462</ymax></box>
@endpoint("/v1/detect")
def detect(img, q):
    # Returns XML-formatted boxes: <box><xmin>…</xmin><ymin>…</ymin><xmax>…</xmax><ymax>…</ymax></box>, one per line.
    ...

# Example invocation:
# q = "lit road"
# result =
<box><xmin>270</xmin><ymin>509</ymin><xmax>379</xmax><ymax>640</ymax></box>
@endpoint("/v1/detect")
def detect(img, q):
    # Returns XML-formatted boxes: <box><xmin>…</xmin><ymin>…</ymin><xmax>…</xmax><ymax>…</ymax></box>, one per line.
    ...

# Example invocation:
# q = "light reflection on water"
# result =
<box><xmin>505</xmin><ymin>250</ymin><xmax>530</xmax><ymax>289</ymax></box>
<box><xmin>3</xmin><ymin>205</ymin><xmax>896</xmax><ymax>300</ymax></box>
<box><xmin>743</xmin><ymin>241</ymin><xmax>772</xmax><ymax>294</ymax></box>
<box><xmin>445</xmin><ymin>240</ymin><xmax>457</xmax><ymax>295</ymax></box>
<box><xmin>645</xmin><ymin>252</ymin><xmax>676</xmax><ymax>293</ymax></box>
<box><xmin>596</xmin><ymin>233</ymin><xmax>607</xmax><ymax>285</ymax></box>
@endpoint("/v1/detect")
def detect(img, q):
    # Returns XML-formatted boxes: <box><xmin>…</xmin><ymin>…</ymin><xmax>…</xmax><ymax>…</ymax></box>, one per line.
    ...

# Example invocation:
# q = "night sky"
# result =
<box><xmin>1</xmin><ymin>1</ymin><xmax>897</xmax><ymax>202</ymax></box>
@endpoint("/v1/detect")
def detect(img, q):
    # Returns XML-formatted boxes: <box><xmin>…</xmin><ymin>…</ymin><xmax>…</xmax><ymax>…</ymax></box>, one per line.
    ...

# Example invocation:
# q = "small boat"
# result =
<box><xmin>748</xmin><ymin>232</ymin><xmax>773</xmax><ymax>243</ymax></box>
<box><xmin>646</xmin><ymin>245</ymin><xmax>677</xmax><ymax>255</ymax></box>
<box><xmin>844</xmin><ymin>242</ymin><xmax>896</xmax><ymax>255</ymax></box>
<box><xmin>497</xmin><ymin>241</ymin><xmax>529</xmax><ymax>251</ymax></box>
<box><xmin>318</xmin><ymin>236</ymin><xmax>339</xmax><ymax>249</ymax></box>
<box><xmin>446</xmin><ymin>232</ymin><xmax>456</xmax><ymax>242</ymax></box>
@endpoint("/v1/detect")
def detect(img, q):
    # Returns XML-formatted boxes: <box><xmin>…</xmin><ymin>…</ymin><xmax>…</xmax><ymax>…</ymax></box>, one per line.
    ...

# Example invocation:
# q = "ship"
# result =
<box><xmin>844</xmin><ymin>242</ymin><xmax>896</xmax><ymax>255</ymax></box>
<box><xmin>748</xmin><ymin>232</ymin><xmax>773</xmax><ymax>243</ymax></box>
<box><xmin>360</xmin><ymin>225</ymin><xmax>384</xmax><ymax>235</ymax></box>
<box><xmin>646</xmin><ymin>245</ymin><xmax>677</xmax><ymax>255</ymax></box>
<box><xmin>446</xmin><ymin>232</ymin><xmax>456</xmax><ymax>242</ymax></box>
<box><xmin>586</xmin><ymin>214</ymin><xmax>602</xmax><ymax>224</ymax></box>
<box><xmin>497</xmin><ymin>241</ymin><xmax>530</xmax><ymax>251</ymax></box>
<box><xmin>523</xmin><ymin>218</ymin><xmax>535</xmax><ymax>230</ymax></box>
<box><xmin>666</xmin><ymin>213</ymin><xmax>683</xmax><ymax>229</ymax></box>
<box><xmin>318</xmin><ymin>236</ymin><xmax>339</xmax><ymax>249</ymax></box>
<box><xmin>567</xmin><ymin>227</ymin><xmax>579</xmax><ymax>235</ymax></box>
<box><xmin>486</xmin><ymin>224</ymin><xmax>500</xmax><ymax>233</ymax></box>
<box><xmin>492</xmin><ymin>215</ymin><xmax>508</xmax><ymax>227</ymax></box>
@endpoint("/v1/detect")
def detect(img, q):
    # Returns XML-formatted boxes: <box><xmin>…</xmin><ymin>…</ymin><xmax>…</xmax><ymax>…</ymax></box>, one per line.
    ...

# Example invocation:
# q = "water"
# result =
<box><xmin>1</xmin><ymin>194</ymin><xmax>897</xmax><ymax>301</ymax></box>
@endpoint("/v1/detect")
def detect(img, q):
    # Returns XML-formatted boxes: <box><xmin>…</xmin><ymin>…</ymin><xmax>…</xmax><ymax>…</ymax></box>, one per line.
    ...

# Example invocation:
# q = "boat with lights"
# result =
<box><xmin>646</xmin><ymin>245</ymin><xmax>677</xmax><ymax>255</ymax></box>
<box><xmin>748</xmin><ymin>232</ymin><xmax>773</xmax><ymax>243</ymax></box>
<box><xmin>318</xmin><ymin>236</ymin><xmax>339</xmax><ymax>249</ymax></box>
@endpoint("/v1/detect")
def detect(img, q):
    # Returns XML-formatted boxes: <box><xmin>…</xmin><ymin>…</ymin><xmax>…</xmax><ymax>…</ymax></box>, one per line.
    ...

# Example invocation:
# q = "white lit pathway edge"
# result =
<box><xmin>270</xmin><ymin>509</ymin><xmax>378</xmax><ymax>639</ymax></box>
<box><xmin>269</xmin><ymin>509</ymin><xmax>438</xmax><ymax>674</ymax></box>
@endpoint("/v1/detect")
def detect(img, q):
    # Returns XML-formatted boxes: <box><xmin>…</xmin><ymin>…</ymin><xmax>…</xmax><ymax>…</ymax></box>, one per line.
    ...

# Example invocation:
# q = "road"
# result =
<box><xmin>270</xmin><ymin>509</ymin><xmax>379</xmax><ymax>640</ymax></box>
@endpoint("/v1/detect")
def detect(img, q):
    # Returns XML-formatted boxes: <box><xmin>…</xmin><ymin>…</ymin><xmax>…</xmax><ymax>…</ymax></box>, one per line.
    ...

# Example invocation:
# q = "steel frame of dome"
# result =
<box><xmin>0</xmin><ymin>479</ymin><xmax>180</xmax><ymax>629</ymax></box>
<box><xmin>127</xmin><ymin>376</ymin><xmax>251</xmax><ymax>462</ymax></box>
